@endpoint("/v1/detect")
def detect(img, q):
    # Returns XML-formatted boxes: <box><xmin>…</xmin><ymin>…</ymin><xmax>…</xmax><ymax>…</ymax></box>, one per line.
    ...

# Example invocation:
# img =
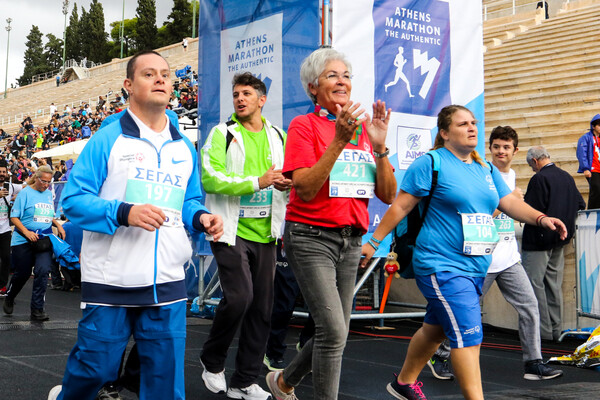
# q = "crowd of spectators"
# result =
<box><xmin>0</xmin><ymin>69</ymin><xmax>197</xmax><ymax>187</ymax></box>
<box><xmin>0</xmin><ymin>100</ymin><xmax>123</xmax><ymax>184</ymax></box>
<box><xmin>169</xmin><ymin>74</ymin><xmax>198</xmax><ymax>111</ymax></box>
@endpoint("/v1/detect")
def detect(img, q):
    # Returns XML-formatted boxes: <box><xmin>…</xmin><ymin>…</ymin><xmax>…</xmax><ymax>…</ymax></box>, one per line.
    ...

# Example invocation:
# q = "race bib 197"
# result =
<box><xmin>126</xmin><ymin>166</ymin><xmax>185</xmax><ymax>227</ymax></box>
<box><xmin>329</xmin><ymin>149</ymin><xmax>376</xmax><ymax>198</ymax></box>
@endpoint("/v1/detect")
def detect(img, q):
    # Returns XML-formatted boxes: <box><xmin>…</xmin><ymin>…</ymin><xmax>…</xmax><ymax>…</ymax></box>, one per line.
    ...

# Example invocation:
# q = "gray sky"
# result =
<box><xmin>0</xmin><ymin>0</ymin><xmax>175</xmax><ymax>88</ymax></box>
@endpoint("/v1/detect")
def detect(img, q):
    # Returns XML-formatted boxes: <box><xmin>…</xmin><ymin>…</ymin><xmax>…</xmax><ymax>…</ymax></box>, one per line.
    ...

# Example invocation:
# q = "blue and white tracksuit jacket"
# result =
<box><xmin>62</xmin><ymin>111</ymin><xmax>209</xmax><ymax>306</ymax></box>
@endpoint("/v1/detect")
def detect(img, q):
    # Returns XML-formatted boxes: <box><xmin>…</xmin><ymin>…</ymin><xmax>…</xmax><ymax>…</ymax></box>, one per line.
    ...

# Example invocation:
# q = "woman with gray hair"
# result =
<box><xmin>265</xmin><ymin>47</ymin><xmax>397</xmax><ymax>399</ymax></box>
<box><xmin>3</xmin><ymin>164</ymin><xmax>65</xmax><ymax>321</ymax></box>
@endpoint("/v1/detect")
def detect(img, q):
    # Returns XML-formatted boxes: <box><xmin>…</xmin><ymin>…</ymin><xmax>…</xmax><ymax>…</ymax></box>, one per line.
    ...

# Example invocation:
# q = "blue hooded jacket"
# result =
<box><xmin>576</xmin><ymin>114</ymin><xmax>600</xmax><ymax>173</ymax></box>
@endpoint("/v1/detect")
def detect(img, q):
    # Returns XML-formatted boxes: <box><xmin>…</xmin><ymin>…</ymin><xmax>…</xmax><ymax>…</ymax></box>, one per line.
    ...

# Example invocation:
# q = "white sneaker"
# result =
<box><xmin>48</xmin><ymin>385</ymin><xmax>62</xmax><ymax>400</ymax></box>
<box><xmin>227</xmin><ymin>383</ymin><xmax>272</xmax><ymax>400</ymax></box>
<box><xmin>200</xmin><ymin>360</ymin><xmax>227</xmax><ymax>394</ymax></box>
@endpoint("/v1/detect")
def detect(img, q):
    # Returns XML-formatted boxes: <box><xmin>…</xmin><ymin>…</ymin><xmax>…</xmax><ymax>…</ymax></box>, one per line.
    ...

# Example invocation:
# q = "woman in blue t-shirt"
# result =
<box><xmin>3</xmin><ymin>165</ymin><xmax>65</xmax><ymax>321</ymax></box>
<box><xmin>361</xmin><ymin>105</ymin><xmax>567</xmax><ymax>400</ymax></box>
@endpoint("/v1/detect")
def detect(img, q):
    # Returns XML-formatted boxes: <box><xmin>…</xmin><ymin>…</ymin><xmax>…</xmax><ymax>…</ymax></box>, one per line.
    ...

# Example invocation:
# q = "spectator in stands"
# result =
<box><xmin>182</xmin><ymin>37</ymin><xmax>188</xmax><ymax>52</ymax></box>
<box><xmin>536</xmin><ymin>2</ymin><xmax>549</xmax><ymax>19</ymax></box>
<box><xmin>97</xmin><ymin>96</ymin><xmax>106</xmax><ymax>112</ymax></box>
<box><xmin>11</xmin><ymin>133</ymin><xmax>25</xmax><ymax>158</ymax></box>
<box><xmin>577</xmin><ymin>115</ymin><xmax>600</xmax><ymax>210</ymax></box>
<box><xmin>50</xmin><ymin>103</ymin><xmax>57</xmax><ymax>116</ymax></box>
<box><xmin>522</xmin><ymin>146</ymin><xmax>585</xmax><ymax>341</ymax></box>
<box><xmin>21</xmin><ymin>116</ymin><xmax>33</xmax><ymax>131</ymax></box>
<box><xmin>3</xmin><ymin>165</ymin><xmax>65</xmax><ymax>321</ymax></box>
<box><xmin>121</xmin><ymin>87</ymin><xmax>129</xmax><ymax>102</ymax></box>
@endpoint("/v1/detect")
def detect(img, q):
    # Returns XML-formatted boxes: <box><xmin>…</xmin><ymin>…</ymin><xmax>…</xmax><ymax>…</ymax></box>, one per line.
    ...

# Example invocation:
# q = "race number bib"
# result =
<box><xmin>0</xmin><ymin>201</ymin><xmax>7</xmax><ymax>221</ymax></box>
<box><xmin>126</xmin><ymin>166</ymin><xmax>185</xmax><ymax>227</ymax></box>
<box><xmin>461</xmin><ymin>213</ymin><xmax>499</xmax><ymax>255</ymax></box>
<box><xmin>33</xmin><ymin>202</ymin><xmax>54</xmax><ymax>224</ymax></box>
<box><xmin>493</xmin><ymin>212</ymin><xmax>515</xmax><ymax>242</ymax></box>
<box><xmin>239</xmin><ymin>187</ymin><xmax>273</xmax><ymax>218</ymax></box>
<box><xmin>329</xmin><ymin>149</ymin><xmax>376</xmax><ymax>198</ymax></box>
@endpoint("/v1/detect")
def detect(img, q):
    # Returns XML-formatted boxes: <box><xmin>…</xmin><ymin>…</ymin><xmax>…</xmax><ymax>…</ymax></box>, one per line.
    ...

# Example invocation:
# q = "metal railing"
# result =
<box><xmin>0</xmin><ymin>91</ymin><xmax>126</xmax><ymax>128</ymax></box>
<box><xmin>30</xmin><ymin>59</ymin><xmax>99</xmax><ymax>84</ymax></box>
<box><xmin>483</xmin><ymin>0</ymin><xmax>566</xmax><ymax>21</ymax></box>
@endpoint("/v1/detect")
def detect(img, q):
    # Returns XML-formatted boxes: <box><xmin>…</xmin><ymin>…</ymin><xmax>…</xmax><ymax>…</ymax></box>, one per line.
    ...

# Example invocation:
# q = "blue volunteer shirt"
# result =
<box><xmin>401</xmin><ymin>148</ymin><xmax>512</xmax><ymax>277</ymax></box>
<box><xmin>10</xmin><ymin>186</ymin><xmax>54</xmax><ymax>246</ymax></box>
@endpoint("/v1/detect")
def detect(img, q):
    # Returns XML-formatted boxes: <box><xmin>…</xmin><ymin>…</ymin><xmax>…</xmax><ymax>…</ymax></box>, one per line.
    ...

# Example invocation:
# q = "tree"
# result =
<box><xmin>82</xmin><ymin>0</ymin><xmax>110</xmax><ymax>64</ymax></box>
<box><xmin>44</xmin><ymin>34</ymin><xmax>64</xmax><ymax>70</ymax></box>
<box><xmin>79</xmin><ymin>7</ymin><xmax>90</xmax><ymax>61</ymax></box>
<box><xmin>163</xmin><ymin>0</ymin><xmax>192</xmax><ymax>44</ymax></box>
<box><xmin>18</xmin><ymin>26</ymin><xmax>48</xmax><ymax>86</ymax></box>
<box><xmin>108</xmin><ymin>18</ymin><xmax>138</xmax><ymax>58</ymax></box>
<box><xmin>65</xmin><ymin>3</ymin><xmax>81</xmax><ymax>62</ymax></box>
<box><xmin>136</xmin><ymin>0</ymin><xmax>157</xmax><ymax>51</ymax></box>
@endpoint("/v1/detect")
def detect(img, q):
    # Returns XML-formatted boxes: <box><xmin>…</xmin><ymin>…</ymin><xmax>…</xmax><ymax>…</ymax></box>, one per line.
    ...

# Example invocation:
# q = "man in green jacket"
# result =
<box><xmin>200</xmin><ymin>72</ymin><xmax>291</xmax><ymax>400</ymax></box>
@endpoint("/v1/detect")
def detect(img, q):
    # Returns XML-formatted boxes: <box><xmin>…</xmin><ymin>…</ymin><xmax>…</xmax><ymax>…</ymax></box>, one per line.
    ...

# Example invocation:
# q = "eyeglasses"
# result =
<box><xmin>321</xmin><ymin>72</ymin><xmax>353</xmax><ymax>82</ymax></box>
<box><xmin>38</xmin><ymin>178</ymin><xmax>51</xmax><ymax>185</ymax></box>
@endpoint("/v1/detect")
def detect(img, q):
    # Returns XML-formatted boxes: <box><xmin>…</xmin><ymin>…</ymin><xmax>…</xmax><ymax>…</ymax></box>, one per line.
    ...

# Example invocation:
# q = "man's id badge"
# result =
<box><xmin>461</xmin><ymin>213</ymin><xmax>499</xmax><ymax>255</ymax></box>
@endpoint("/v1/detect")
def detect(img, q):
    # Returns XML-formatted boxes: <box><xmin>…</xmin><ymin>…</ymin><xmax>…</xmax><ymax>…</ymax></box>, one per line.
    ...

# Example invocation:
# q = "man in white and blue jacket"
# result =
<box><xmin>48</xmin><ymin>50</ymin><xmax>223</xmax><ymax>400</ymax></box>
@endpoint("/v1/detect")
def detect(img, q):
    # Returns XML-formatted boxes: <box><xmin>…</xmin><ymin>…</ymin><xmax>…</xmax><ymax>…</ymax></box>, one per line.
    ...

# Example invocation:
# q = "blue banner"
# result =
<box><xmin>197</xmin><ymin>0</ymin><xmax>319</xmax><ymax>256</ymax></box>
<box><xmin>333</xmin><ymin>0</ymin><xmax>485</xmax><ymax>254</ymax></box>
<box><xmin>198</xmin><ymin>0</ymin><xmax>320</xmax><ymax>140</ymax></box>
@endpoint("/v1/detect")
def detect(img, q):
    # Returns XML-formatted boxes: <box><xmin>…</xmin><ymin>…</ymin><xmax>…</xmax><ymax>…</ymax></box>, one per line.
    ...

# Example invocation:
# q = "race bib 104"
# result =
<box><xmin>329</xmin><ymin>149</ymin><xmax>376</xmax><ymax>198</ymax></box>
<box><xmin>461</xmin><ymin>213</ymin><xmax>499</xmax><ymax>256</ymax></box>
<box><xmin>126</xmin><ymin>166</ymin><xmax>185</xmax><ymax>227</ymax></box>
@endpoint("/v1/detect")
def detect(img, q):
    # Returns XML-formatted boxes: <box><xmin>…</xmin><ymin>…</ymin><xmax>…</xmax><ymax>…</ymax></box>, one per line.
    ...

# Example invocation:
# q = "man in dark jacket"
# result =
<box><xmin>522</xmin><ymin>146</ymin><xmax>586</xmax><ymax>341</ymax></box>
<box><xmin>576</xmin><ymin>114</ymin><xmax>600</xmax><ymax>209</ymax></box>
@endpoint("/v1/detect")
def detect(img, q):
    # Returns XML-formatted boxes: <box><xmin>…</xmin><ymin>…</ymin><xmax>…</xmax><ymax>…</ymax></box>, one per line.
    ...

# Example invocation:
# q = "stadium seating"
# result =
<box><xmin>482</xmin><ymin>0</ymin><xmax>598</xmax><ymax>332</ymax></box>
<box><xmin>0</xmin><ymin>38</ymin><xmax>198</xmax><ymax>140</ymax></box>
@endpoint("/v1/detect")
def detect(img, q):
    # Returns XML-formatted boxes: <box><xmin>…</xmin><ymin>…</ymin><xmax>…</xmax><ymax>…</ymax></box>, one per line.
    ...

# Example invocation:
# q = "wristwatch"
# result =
<box><xmin>373</xmin><ymin>147</ymin><xmax>389</xmax><ymax>158</ymax></box>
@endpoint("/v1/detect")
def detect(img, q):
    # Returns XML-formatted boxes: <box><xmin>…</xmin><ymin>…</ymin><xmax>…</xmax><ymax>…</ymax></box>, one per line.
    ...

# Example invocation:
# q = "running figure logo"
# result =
<box><xmin>384</xmin><ymin>46</ymin><xmax>414</xmax><ymax>97</ymax></box>
<box><xmin>373</xmin><ymin>0</ymin><xmax>451</xmax><ymax>117</ymax></box>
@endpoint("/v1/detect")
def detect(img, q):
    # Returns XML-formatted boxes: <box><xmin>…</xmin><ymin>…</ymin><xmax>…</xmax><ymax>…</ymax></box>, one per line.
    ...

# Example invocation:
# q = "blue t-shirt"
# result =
<box><xmin>401</xmin><ymin>148</ymin><xmax>512</xmax><ymax>277</ymax></box>
<box><xmin>10</xmin><ymin>186</ymin><xmax>54</xmax><ymax>246</ymax></box>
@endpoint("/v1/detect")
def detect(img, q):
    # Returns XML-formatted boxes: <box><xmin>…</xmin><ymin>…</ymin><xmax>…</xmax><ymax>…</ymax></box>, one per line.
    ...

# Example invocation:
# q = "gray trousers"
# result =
<box><xmin>282</xmin><ymin>222</ymin><xmax>362</xmax><ymax>400</ymax></box>
<box><xmin>482</xmin><ymin>262</ymin><xmax>542</xmax><ymax>361</ymax></box>
<box><xmin>522</xmin><ymin>247</ymin><xmax>565</xmax><ymax>341</ymax></box>
<box><xmin>435</xmin><ymin>262</ymin><xmax>542</xmax><ymax>362</ymax></box>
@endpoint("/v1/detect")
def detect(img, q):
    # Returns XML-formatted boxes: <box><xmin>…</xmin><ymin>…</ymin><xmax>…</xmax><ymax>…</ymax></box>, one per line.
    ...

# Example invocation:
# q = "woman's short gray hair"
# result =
<box><xmin>526</xmin><ymin>146</ymin><xmax>550</xmax><ymax>164</ymax></box>
<box><xmin>34</xmin><ymin>165</ymin><xmax>53</xmax><ymax>178</ymax></box>
<box><xmin>300</xmin><ymin>47</ymin><xmax>352</xmax><ymax>104</ymax></box>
